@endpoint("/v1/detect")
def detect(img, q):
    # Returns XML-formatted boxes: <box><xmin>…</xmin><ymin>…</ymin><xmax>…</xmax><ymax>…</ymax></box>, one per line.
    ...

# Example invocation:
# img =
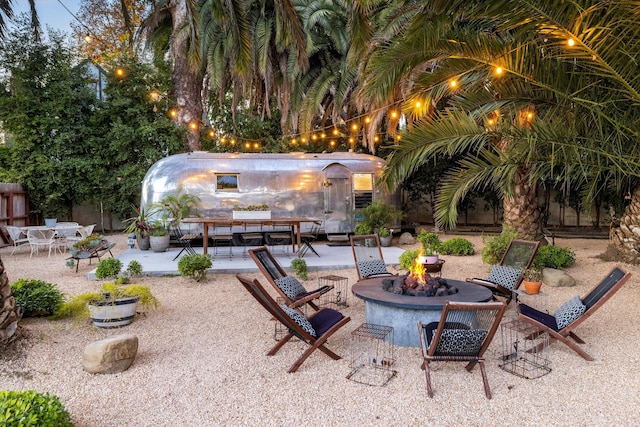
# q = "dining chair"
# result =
<box><xmin>27</xmin><ymin>228</ymin><xmax>58</xmax><ymax>257</ymax></box>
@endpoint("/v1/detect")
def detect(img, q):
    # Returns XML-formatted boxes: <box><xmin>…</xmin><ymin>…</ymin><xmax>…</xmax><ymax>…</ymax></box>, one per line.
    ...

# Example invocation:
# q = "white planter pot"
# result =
<box><xmin>424</xmin><ymin>255</ymin><xmax>439</xmax><ymax>265</ymax></box>
<box><xmin>379</xmin><ymin>235</ymin><xmax>392</xmax><ymax>247</ymax></box>
<box><xmin>233</xmin><ymin>211</ymin><xmax>271</xmax><ymax>220</ymax></box>
<box><xmin>88</xmin><ymin>296</ymin><xmax>139</xmax><ymax>328</ymax></box>
<box><xmin>149</xmin><ymin>234</ymin><xmax>170</xmax><ymax>252</ymax></box>
<box><xmin>45</xmin><ymin>218</ymin><xmax>57</xmax><ymax>227</ymax></box>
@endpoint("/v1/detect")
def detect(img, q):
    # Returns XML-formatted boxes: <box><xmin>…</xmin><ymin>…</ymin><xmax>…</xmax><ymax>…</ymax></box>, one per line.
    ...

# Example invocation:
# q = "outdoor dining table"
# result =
<box><xmin>182</xmin><ymin>217</ymin><xmax>321</xmax><ymax>257</ymax></box>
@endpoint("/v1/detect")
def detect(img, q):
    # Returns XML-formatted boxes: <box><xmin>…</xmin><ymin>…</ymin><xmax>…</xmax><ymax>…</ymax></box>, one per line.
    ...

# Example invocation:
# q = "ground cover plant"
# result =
<box><xmin>0</xmin><ymin>390</ymin><xmax>73</xmax><ymax>427</ymax></box>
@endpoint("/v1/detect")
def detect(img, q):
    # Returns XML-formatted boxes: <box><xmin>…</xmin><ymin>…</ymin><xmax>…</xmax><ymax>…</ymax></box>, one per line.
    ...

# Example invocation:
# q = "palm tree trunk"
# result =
<box><xmin>0</xmin><ymin>256</ymin><xmax>21</xmax><ymax>345</ymax></box>
<box><xmin>169</xmin><ymin>0</ymin><xmax>202</xmax><ymax>151</ymax></box>
<box><xmin>608</xmin><ymin>187</ymin><xmax>640</xmax><ymax>264</ymax></box>
<box><xmin>502</xmin><ymin>166</ymin><xmax>543</xmax><ymax>240</ymax></box>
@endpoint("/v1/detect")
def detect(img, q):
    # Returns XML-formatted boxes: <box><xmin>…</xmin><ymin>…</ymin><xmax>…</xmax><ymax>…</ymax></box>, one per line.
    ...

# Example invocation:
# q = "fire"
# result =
<box><xmin>409</xmin><ymin>249</ymin><xmax>426</xmax><ymax>284</ymax></box>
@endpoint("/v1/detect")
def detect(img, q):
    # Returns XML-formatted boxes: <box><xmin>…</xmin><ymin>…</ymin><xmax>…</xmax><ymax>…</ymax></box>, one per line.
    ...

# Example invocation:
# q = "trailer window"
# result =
<box><xmin>353</xmin><ymin>174</ymin><xmax>373</xmax><ymax>191</ymax></box>
<box><xmin>216</xmin><ymin>174</ymin><xmax>238</xmax><ymax>190</ymax></box>
<box><xmin>353</xmin><ymin>173</ymin><xmax>373</xmax><ymax>209</ymax></box>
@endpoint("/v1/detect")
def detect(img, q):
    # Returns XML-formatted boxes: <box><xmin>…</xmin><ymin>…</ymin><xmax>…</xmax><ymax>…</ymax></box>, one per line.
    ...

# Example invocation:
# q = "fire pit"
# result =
<box><xmin>352</xmin><ymin>273</ymin><xmax>492</xmax><ymax>347</ymax></box>
<box><xmin>382</xmin><ymin>251</ymin><xmax>457</xmax><ymax>297</ymax></box>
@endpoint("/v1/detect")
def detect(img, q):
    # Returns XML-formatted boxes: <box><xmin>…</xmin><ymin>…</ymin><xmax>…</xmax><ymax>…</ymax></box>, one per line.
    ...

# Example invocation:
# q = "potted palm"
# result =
<box><xmin>123</xmin><ymin>206</ymin><xmax>151</xmax><ymax>250</ymax></box>
<box><xmin>149</xmin><ymin>219</ymin><xmax>171</xmax><ymax>252</ymax></box>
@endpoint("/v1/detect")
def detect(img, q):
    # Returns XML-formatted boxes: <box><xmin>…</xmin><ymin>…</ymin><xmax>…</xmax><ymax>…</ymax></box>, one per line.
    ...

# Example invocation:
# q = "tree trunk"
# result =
<box><xmin>0</xmin><ymin>256</ymin><xmax>21</xmax><ymax>345</ymax></box>
<box><xmin>502</xmin><ymin>166</ymin><xmax>543</xmax><ymax>240</ymax></box>
<box><xmin>607</xmin><ymin>187</ymin><xmax>640</xmax><ymax>264</ymax></box>
<box><xmin>169</xmin><ymin>0</ymin><xmax>203</xmax><ymax>152</ymax></box>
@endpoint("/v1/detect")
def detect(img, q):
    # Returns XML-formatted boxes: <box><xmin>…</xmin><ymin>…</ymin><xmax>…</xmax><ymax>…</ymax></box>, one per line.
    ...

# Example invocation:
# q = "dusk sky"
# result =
<box><xmin>12</xmin><ymin>0</ymin><xmax>82</xmax><ymax>33</ymax></box>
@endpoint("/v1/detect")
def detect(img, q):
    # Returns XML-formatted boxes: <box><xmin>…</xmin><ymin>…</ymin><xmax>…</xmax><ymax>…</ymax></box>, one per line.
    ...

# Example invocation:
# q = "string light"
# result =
<box><xmin>567</xmin><ymin>38</ymin><xmax>575</xmax><ymax>47</ymax></box>
<box><xmin>168</xmin><ymin>109</ymin><xmax>177</xmax><ymax>118</ymax></box>
<box><xmin>115</xmin><ymin>67</ymin><xmax>125</xmax><ymax>78</ymax></box>
<box><xmin>495</xmin><ymin>67</ymin><xmax>503</xmax><ymax>75</ymax></box>
<box><xmin>449</xmin><ymin>79</ymin><xmax>458</xmax><ymax>88</ymax></box>
<box><xmin>189</xmin><ymin>122</ymin><xmax>198</xmax><ymax>131</ymax></box>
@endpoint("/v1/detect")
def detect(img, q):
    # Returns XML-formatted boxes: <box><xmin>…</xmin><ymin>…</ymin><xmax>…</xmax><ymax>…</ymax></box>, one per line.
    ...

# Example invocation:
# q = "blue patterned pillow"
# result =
<box><xmin>280</xmin><ymin>305</ymin><xmax>316</xmax><ymax>337</ymax></box>
<box><xmin>487</xmin><ymin>265</ymin><xmax>522</xmax><ymax>291</ymax></box>
<box><xmin>553</xmin><ymin>295</ymin><xmax>586</xmax><ymax>329</ymax></box>
<box><xmin>358</xmin><ymin>259</ymin><xmax>390</xmax><ymax>278</ymax></box>
<box><xmin>275</xmin><ymin>276</ymin><xmax>307</xmax><ymax>299</ymax></box>
<box><xmin>433</xmin><ymin>329</ymin><xmax>488</xmax><ymax>356</ymax></box>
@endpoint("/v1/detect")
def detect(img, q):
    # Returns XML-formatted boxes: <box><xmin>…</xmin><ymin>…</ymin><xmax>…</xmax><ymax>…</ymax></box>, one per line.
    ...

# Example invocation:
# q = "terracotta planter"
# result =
<box><xmin>523</xmin><ymin>280</ymin><xmax>542</xmax><ymax>294</ymax></box>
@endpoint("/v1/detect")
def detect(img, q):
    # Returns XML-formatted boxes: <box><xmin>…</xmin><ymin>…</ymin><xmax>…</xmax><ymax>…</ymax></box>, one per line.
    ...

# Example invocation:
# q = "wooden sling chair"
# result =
<box><xmin>236</xmin><ymin>274</ymin><xmax>351</xmax><ymax>373</ymax></box>
<box><xmin>467</xmin><ymin>239</ymin><xmax>540</xmax><ymax>303</ymax></box>
<box><xmin>517</xmin><ymin>266</ymin><xmax>631</xmax><ymax>361</ymax></box>
<box><xmin>350</xmin><ymin>234</ymin><xmax>396</xmax><ymax>281</ymax></box>
<box><xmin>417</xmin><ymin>301</ymin><xmax>507</xmax><ymax>399</ymax></box>
<box><xmin>248</xmin><ymin>246</ymin><xmax>333</xmax><ymax>311</ymax></box>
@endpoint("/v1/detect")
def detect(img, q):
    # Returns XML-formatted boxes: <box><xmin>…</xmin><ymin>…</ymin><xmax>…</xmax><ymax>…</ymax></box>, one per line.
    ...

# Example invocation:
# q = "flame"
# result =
<box><xmin>409</xmin><ymin>249</ymin><xmax>426</xmax><ymax>284</ymax></box>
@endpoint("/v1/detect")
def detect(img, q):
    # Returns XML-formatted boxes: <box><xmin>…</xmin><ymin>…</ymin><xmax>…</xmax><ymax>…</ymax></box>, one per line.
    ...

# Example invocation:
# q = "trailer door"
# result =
<box><xmin>323</xmin><ymin>164</ymin><xmax>352</xmax><ymax>234</ymax></box>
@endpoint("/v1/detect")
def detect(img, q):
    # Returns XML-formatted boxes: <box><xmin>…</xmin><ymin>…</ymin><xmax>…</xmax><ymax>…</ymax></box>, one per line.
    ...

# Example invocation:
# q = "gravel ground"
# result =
<box><xmin>1</xmin><ymin>233</ymin><xmax>639</xmax><ymax>426</ymax></box>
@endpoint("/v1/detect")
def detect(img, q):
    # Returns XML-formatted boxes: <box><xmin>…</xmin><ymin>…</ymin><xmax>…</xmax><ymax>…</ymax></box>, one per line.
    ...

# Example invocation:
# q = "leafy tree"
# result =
<box><xmin>0</xmin><ymin>20</ymin><xmax>99</xmax><ymax>220</ymax></box>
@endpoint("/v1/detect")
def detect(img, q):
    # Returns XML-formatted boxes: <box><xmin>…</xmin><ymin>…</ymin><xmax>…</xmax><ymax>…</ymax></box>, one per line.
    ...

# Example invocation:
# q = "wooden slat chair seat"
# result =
<box><xmin>418</xmin><ymin>301</ymin><xmax>507</xmax><ymax>399</ymax></box>
<box><xmin>517</xmin><ymin>266</ymin><xmax>631</xmax><ymax>361</ymax></box>
<box><xmin>236</xmin><ymin>274</ymin><xmax>350</xmax><ymax>373</ymax></box>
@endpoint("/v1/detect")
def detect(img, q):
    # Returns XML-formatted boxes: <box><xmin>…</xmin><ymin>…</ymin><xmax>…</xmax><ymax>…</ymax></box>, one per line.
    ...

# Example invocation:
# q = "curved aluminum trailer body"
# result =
<box><xmin>140</xmin><ymin>151</ymin><xmax>396</xmax><ymax>235</ymax></box>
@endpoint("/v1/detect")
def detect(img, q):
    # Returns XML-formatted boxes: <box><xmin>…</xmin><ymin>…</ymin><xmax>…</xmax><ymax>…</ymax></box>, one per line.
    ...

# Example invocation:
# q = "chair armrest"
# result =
<box><xmin>289</xmin><ymin>285</ymin><xmax>334</xmax><ymax>308</ymax></box>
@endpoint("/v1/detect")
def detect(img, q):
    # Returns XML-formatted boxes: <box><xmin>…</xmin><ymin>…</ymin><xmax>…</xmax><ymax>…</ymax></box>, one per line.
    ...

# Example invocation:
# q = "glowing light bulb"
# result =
<box><xmin>374</xmin><ymin>135</ymin><xmax>379</xmax><ymax>142</ymax></box>
<box><xmin>527</xmin><ymin>112</ymin><xmax>534</xmax><ymax>120</ymax></box>
<box><xmin>416</xmin><ymin>101</ymin><xmax>422</xmax><ymax>108</ymax></box>
<box><xmin>390</xmin><ymin>111</ymin><xmax>398</xmax><ymax>119</ymax></box>
<box><xmin>169</xmin><ymin>109</ymin><xmax>177</xmax><ymax>118</ymax></box>
<box><xmin>488</xmin><ymin>119</ymin><xmax>495</xmax><ymax>125</ymax></box>
<box><xmin>333</xmin><ymin>129</ymin><xmax>339</xmax><ymax>136</ymax></box>
<box><xmin>321</xmin><ymin>132</ymin><xmax>326</xmax><ymax>138</ymax></box>
<box><xmin>189</xmin><ymin>122</ymin><xmax>198</xmax><ymax>130</ymax></box>
<box><xmin>330</xmin><ymin>140</ymin><xmax>336</xmax><ymax>146</ymax></box>
<box><xmin>115</xmin><ymin>67</ymin><xmax>125</xmax><ymax>78</ymax></box>
<box><xmin>449</xmin><ymin>79</ymin><xmax>457</xmax><ymax>88</ymax></box>
<box><xmin>84</xmin><ymin>34</ymin><xmax>91</xmax><ymax>43</ymax></box>
<box><xmin>567</xmin><ymin>38</ymin><xmax>575</xmax><ymax>47</ymax></box>
<box><xmin>351</xmin><ymin>124</ymin><xmax>358</xmax><ymax>131</ymax></box>
<box><xmin>253</xmin><ymin>143</ymin><xmax>259</xmax><ymax>149</ymax></box>
<box><xmin>364</xmin><ymin>117</ymin><xmax>371</xmax><ymax>124</ymax></box>
<box><xmin>495</xmin><ymin>67</ymin><xmax>503</xmax><ymax>75</ymax></box>
<box><xmin>209</xmin><ymin>130</ymin><xmax>215</xmax><ymax>138</ymax></box>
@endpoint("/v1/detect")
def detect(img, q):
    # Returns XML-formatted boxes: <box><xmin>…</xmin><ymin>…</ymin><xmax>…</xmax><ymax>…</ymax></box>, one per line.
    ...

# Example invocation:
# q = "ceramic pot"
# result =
<box><xmin>149</xmin><ymin>234</ymin><xmax>170</xmax><ymax>252</ymax></box>
<box><xmin>379</xmin><ymin>235</ymin><xmax>392</xmax><ymax>247</ymax></box>
<box><xmin>523</xmin><ymin>280</ymin><xmax>542</xmax><ymax>294</ymax></box>
<box><xmin>137</xmin><ymin>234</ymin><xmax>150</xmax><ymax>251</ymax></box>
<box><xmin>88</xmin><ymin>296</ymin><xmax>139</xmax><ymax>328</ymax></box>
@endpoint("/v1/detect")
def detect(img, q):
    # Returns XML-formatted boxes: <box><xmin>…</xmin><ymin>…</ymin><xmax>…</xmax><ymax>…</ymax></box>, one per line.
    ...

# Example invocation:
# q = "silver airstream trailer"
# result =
<box><xmin>140</xmin><ymin>151</ymin><xmax>397</xmax><ymax>237</ymax></box>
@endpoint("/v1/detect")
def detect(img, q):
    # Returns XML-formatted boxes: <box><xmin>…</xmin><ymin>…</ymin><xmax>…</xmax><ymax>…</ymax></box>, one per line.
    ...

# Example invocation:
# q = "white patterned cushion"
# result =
<box><xmin>487</xmin><ymin>265</ymin><xmax>522</xmax><ymax>291</ymax></box>
<box><xmin>280</xmin><ymin>305</ymin><xmax>316</xmax><ymax>337</ymax></box>
<box><xmin>433</xmin><ymin>329</ymin><xmax>488</xmax><ymax>356</ymax></box>
<box><xmin>554</xmin><ymin>295</ymin><xmax>586</xmax><ymax>329</ymax></box>
<box><xmin>275</xmin><ymin>276</ymin><xmax>307</xmax><ymax>299</ymax></box>
<box><xmin>358</xmin><ymin>259</ymin><xmax>390</xmax><ymax>278</ymax></box>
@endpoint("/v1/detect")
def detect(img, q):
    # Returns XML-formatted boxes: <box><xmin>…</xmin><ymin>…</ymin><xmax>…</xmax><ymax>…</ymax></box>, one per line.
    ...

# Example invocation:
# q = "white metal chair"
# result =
<box><xmin>27</xmin><ymin>228</ymin><xmax>58</xmax><ymax>257</ymax></box>
<box><xmin>5</xmin><ymin>226</ymin><xmax>30</xmax><ymax>255</ymax></box>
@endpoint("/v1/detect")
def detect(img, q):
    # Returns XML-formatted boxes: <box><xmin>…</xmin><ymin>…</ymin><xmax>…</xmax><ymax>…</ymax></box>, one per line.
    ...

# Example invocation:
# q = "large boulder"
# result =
<box><xmin>82</xmin><ymin>334</ymin><xmax>139</xmax><ymax>374</ymax></box>
<box><xmin>398</xmin><ymin>232</ymin><xmax>416</xmax><ymax>245</ymax></box>
<box><xmin>542</xmin><ymin>268</ymin><xmax>576</xmax><ymax>287</ymax></box>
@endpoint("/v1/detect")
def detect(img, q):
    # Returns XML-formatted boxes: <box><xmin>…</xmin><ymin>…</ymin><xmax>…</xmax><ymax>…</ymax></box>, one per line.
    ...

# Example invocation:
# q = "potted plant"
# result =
<box><xmin>417</xmin><ymin>230</ymin><xmax>441</xmax><ymax>263</ymax></box>
<box><xmin>353</xmin><ymin>201</ymin><xmax>403</xmax><ymax>239</ymax></box>
<box><xmin>54</xmin><ymin>261</ymin><xmax>157</xmax><ymax>328</ymax></box>
<box><xmin>522</xmin><ymin>268</ymin><xmax>543</xmax><ymax>294</ymax></box>
<box><xmin>379</xmin><ymin>227</ymin><xmax>393</xmax><ymax>247</ymax></box>
<box><xmin>232</xmin><ymin>204</ymin><xmax>271</xmax><ymax>220</ymax></box>
<box><xmin>149</xmin><ymin>219</ymin><xmax>171</xmax><ymax>252</ymax></box>
<box><xmin>123</xmin><ymin>206</ymin><xmax>152</xmax><ymax>250</ymax></box>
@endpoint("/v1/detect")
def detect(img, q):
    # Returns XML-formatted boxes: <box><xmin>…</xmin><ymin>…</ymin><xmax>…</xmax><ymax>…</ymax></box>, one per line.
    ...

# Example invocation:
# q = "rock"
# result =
<box><xmin>82</xmin><ymin>334</ymin><xmax>139</xmax><ymax>374</ymax></box>
<box><xmin>398</xmin><ymin>232</ymin><xmax>415</xmax><ymax>245</ymax></box>
<box><xmin>542</xmin><ymin>268</ymin><xmax>576</xmax><ymax>287</ymax></box>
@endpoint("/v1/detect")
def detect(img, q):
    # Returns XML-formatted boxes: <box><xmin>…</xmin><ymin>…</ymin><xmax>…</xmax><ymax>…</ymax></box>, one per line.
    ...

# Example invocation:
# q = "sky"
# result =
<box><xmin>11</xmin><ymin>0</ymin><xmax>82</xmax><ymax>34</ymax></box>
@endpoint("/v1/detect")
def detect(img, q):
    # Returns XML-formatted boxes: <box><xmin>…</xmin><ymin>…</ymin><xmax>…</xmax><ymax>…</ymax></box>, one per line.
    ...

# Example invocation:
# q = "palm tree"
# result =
<box><xmin>358</xmin><ymin>0</ymin><xmax>640</xmax><ymax>246</ymax></box>
<box><xmin>0</xmin><ymin>0</ymin><xmax>39</xmax><ymax>41</ymax></box>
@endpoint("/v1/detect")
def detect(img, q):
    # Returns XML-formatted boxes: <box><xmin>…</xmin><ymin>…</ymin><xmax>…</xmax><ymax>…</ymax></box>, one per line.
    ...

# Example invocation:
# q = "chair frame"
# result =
<box><xmin>418</xmin><ymin>301</ymin><xmax>507</xmax><ymax>399</ymax></box>
<box><xmin>236</xmin><ymin>274</ymin><xmax>350</xmax><ymax>373</ymax></box>
<box><xmin>5</xmin><ymin>226</ymin><xmax>30</xmax><ymax>255</ymax></box>
<box><xmin>467</xmin><ymin>239</ymin><xmax>540</xmax><ymax>302</ymax></box>
<box><xmin>517</xmin><ymin>266</ymin><xmax>631</xmax><ymax>361</ymax></box>
<box><xmin>248</xmin><ymin>246</ymin><xmax>332</xmax><ymax>311</ymax></box>
<box><xmin>350</xmin><ymin>234</ymin><xmax>396</xmax><ymax>281</ymax></box>
<box><xmin>299</xmin><ymin>223</ymin><xmax>320</xmax><ymax>258</ymax></box>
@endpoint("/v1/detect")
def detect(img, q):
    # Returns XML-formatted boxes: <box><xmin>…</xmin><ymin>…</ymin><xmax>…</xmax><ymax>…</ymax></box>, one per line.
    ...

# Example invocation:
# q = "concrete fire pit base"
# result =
<box><xmin>352</xmin><ymin>277</ymin><xmax>492</xmax><ymax>347</ymax></box>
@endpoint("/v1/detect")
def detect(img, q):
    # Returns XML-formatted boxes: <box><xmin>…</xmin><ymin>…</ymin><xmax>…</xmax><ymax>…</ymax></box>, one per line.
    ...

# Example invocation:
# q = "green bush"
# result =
<box><xmin>125</xmin><ymin>260</ymin><xmax>143</xmax><ymax>278</ymax></box>
<box><xmin>290</xmin><ymin>258</ymin><xmax>308</xmax><ymax>280</ymax></box>
<box><xmin>534</xmin><ymin>245</ymin><xmax>576</xmax><ymax>269</ymax></box>
<box><xmin>0</xmin><ymin>390</ymin><xmax>73</xmax><ymax>427</ymax></box>
<box><xmin>95</xmin><ymin>258</ymin><xmax>123</xmax><ymax>280</ymax></box>
<box><xmin>481</xmin><ymin>226</ymin><xmax>519</xmax><ymax>264</ymax></box>
<box><xmin>11</xmin><ymin>279</ymin><xmax>64</xmax><ymax>317</ymax></box>
<box><xmin>399</xmin><ymin>249</ymin><xmax>421</xmax><ymax>270</ymax></box>
<box><xmin>417</xmin><ymin>230</ymin><xmax>441</xmax><ymax>254</ymax></box>
<box><xmin>438</xmin><ymin>238</ymin><xmax>475</xmax><ymax>255</ymax></box>
<box><xmin>177</xmin><ymin>254</ymin><xmax>212</xmax><ymax>281</ymax></box>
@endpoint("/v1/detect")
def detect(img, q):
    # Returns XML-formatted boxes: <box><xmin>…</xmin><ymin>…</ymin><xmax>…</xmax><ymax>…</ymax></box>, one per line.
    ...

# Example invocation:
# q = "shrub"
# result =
<box><xmin>177</xmin><ymin>254</ymin><xmax>212</xmax><ymax>281</ymax></box>
<box><xmin>417</xmin><ymin>230</ymin><xmax>441</xmax><ymax>254</ymax></box>
<box><xmin>438</xmin><ymin>238</ymin><xmax>475</xmax><ymax>255</ymax></box>
<box><xmin>481</xmin><ymin>226</ymin><xmax>519</xmax><ymax>265</ymax></box>
<box><xmin>0</xmin><ymin>390</ymin><xmax>73</xmax><ymax>427</ymax></box>
<box><xmin>10</xmin><ymin>279</ymin><xmax>64</xmax><ymax>317</ymax></box>
<box><xmin>399</xmin><ymin>249</ymin><xmax>421</xmax><ymax>270</ymax></box>
<box><xmin>125</xmin><ymin>260</ymin><xmax>143</xmax><ymax>278</ymax></box>
<box><xmin>534</xmin><ymin>245</ymin><xmax>576</xmax><ymax>269</ymax></box>
<box><xmin>290</xmin><ymin>258</ymin><xmax>308</xmax><ymax>280</ymax></box>
<box><xmin>95</xmin><ymin>258</ymin><xmax>123</xmax><ymax>280</ymax></box>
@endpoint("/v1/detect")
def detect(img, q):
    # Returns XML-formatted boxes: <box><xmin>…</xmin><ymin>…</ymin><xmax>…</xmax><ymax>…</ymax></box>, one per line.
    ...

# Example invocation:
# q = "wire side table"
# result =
<box><xmin>499</xmin><ymin>319</ymin><xmax>551</xmax><ymax>379</ymax></box>
<box><xmin>318</xmin><ymin>275</ymin><xmax>349</xmax><ymax>307</ymax></box>
<box><xmin>347</xmin><ymin>323</ymin><xmax>396</xmax><ymax>386</ymax></box>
